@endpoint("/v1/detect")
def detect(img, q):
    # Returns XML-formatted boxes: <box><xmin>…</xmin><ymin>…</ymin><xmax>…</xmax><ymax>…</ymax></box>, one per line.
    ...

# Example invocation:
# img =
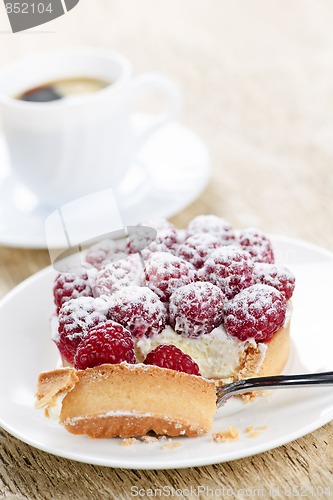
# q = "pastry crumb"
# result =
<box><xmin>141</xmin><ymin>435</ymin><xmax>159</xmax><ymax>444</ymax></box>
<box><xmin>161</xmin><ymin>439</ymin><xmax>182</xmax><ymax>450</ymax></box>
<box><xmin>212</xmin><ymin>427</ymin><xmax>239</xmax><ymax>443</ymax></box>
<box><xmin>245</xmin><ymin>425</ymin><xmax>268</xmax><ymax>438</ymax></box>
<box><xmin>241</xmin><ymin>392</ymin><xmax>259</xmax><ymax>403</ymax></box>
<box><xmin>245</xmin><ymin>426</ymin><xmax>260</xmax><ymax>438</ymax></box>
<box><xmin>121</xmin><ymin>438</ymin><xmax>137</xmax><ymax>446</ymax></box>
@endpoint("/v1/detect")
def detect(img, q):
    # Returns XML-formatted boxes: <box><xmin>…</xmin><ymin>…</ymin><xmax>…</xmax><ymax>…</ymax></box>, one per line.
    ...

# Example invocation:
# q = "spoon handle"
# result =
<box><xmin>216</xmin><ymin>372</ymin><xmax>333</xmax><ymax>408</ymax></box>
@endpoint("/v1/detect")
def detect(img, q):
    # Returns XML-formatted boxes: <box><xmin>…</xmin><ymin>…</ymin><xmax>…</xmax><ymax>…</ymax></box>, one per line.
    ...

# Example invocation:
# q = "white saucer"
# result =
<box><xmin>0</xmin><ymin>120</ymin><xmax>211</xmax><ymax>249</ymax></box>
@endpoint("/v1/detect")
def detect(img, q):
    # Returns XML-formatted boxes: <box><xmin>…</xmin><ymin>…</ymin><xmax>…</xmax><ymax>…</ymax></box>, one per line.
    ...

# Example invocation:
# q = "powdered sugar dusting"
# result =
<box><xmin>53</xmin><ymin>273</ymin><xmax>93</xmax><ymax>313</ymax></box>
<box><xmin>56</xmin><ymin>296</ymin><xmax>109</xmax><ymax>364</ymax></box>
<box><xmin>108</xmin><ymin>286</ymin><xmax>167</xmax><ymax>338</ymax></box>
<box><xmin>138</xmin><ymin>219</ymin><xmax>179</xmax><ymax>259</ymax></box>
<box><xmin>224</xmin><ymin>284</ymin><xmax>287</xmax><ymax>341</ymax></box>
<box><xmin>59</xmin><ymin>297</ymin><xmax>109</xmax><ymax>338</ymax></box>
<box><xmin>238</xmin><ymin>228</ymin><xmax>275</xmax><ymax>264</ymax></box>
<box><xmin>94</xmin><ymin>254</ymin><xmax>144</xmax><ymax>298</ymax></box>
<box><xmin>186</xmin><ymin>215</ymin><xmax>235</xmax><ymax>243</ymax></box>
<box><xmin>177</xmin><ymin>233</ymin><xmax>221</xmax><ymax>269</ymax></box>
<box><xmin>169</xmin><ymin>282</ymin><xmax>226</xmax><ymax>337</ymax></box>
<box><xmin>199</xmin><ymin>245</ymin><xmax>254</xmax><ymax>299</ymax></box>
<box><xmin>85</xmin><ymin>238</ymin><xmax>128</xmax><ymax>270</ymax></box>
<box><xmin>253</xmin><ymin>263</ymin><xmax>295</xmax><ymax>300</ymax></box>
<box><xmin>145</xmin><ymin>252</ymin><xmax>196</xmax><ymax>302</ymax></box>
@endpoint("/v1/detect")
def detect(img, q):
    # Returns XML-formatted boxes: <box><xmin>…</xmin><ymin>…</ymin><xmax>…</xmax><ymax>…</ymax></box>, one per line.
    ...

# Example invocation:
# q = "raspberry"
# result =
<box><xmin>56</xmin><ymin>297</ymin><xmax>108</xmax><ymax>364</ymax></box>
<box><xmin>149</xmin><ymin>219</ymin><xmax>178</xmax><ymax>250</ymax></box>
<box><xmin>253</xmin><ymin>263</ymin><xmax>295</xmax><ymax>300</ymax></box>
<box><xmin>224</xmin><ymin>284</ymin><xmax>287</xmax><ymax>342</ymax></box>
<box><xmin>143</xmin><ymin>345</ymin><xmax>201</xmax><ymax>376</ymax></box>
<box><xmin>174</xmin><ymin>229</ymin><xmax>186</xmax><ymax>246</ymax></box>
<box><xmin>94</xmin><ymin>255</ymin><xmax>144</xmax><ymax>297</ymax></box>
<box><xmin>238</xmin><ymin>228</ymin><xmax>274</xmax><ymax>264</ymax></box>
<box><xmin>126</xmin><ymin>225</ymin><xmax>157</xmax><ymax>255</ymax></box>
<box><xmin>186</xmin><ymin>215</ymin><xmax>235</xmax><ymax>244</ymax></box>
<box><xmin>107</xmin><ymin>286</ymin><xmax>167</xmax><ymax>338</ymax></box>
<box><xmin>145</xmin><ymin>252</ymin><xmax>196</xmax><ymax>303</ymax></box>
<box><xmin>169</xmin><ymin>282</ymin><xmax>226</xmax><ymax>337</ymax></box>
<box><xmin>85</xmin><ymin>238</ymin><xmax>128</xmax><ymax>269</ymax></box>
<box><xmin>198</xmin><ymin>246</ymin><xmax>254</xmax><ymax>299</ymax></box>
<box><xmin>53</xmin><ymin>272</ymin><xmax>93</xmax><ymax>314</ymax></box>
<box><xmin>140</xmin><ymin>219</ymin><xmax>179</xmax><ymax>259</ymax></box>
<box><xmin>74</xmin><ymin>320</ymin><xmax>136</xmax><ymax>369</ymax></box>
<box><xmin>177</xmin><ymin>233</ymin><xmax>221</xmax><ymax>269</ymax></box>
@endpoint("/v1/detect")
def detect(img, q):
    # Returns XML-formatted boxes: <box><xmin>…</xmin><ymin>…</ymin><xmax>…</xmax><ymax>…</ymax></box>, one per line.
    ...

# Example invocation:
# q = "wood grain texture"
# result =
<box><xmin>1</xmin><ymin>0</ymin><xmax>333</xmax><ymax>498</ymax></box>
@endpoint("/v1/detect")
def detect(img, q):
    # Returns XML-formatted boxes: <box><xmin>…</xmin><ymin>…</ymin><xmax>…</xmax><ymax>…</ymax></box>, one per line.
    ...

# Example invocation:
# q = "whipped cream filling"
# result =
<box><xmin>136</xmin><ymin>325</ymin><xmax>266</xmax><ymax>379</ymax></box>
<box><xmin>136</xmin><ymin>301</ymin><xmax>292</xmax><ymax>379</ymax></box>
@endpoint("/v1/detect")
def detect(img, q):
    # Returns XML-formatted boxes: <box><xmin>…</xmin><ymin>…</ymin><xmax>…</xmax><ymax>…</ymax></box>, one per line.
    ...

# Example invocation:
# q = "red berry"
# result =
<box><xmin>94</xmin><ymin>255</ymin><xmax>144</xmax><ymax>297</ymax></box>
<box><xmin>174</xmin><ymin>229</ymin><xmax>186</xmax><ymax>246</ymax></box>
<box><xmin>140</xmin><ymin>219</ymin><xmax>179</xmax><ymax>259</ymax></box>
<box><xmin>85</xmin><ymin>238</ymin><xmax>127</xmax><ymax>269</ymax></box>
<box><xmin>145</xmin><ymin>252</ymin><xmax>196</xmax><ymax>302</ymax></box>
<box><xmin>253</xmin><ymin>263</ymin><xmax>295</xmax><ymax>300</ymax></box>
<box><xmin>53</xmin><ymin>272</ymin><xmax>93</xmax><ymax>314</ymax></box>
<box><xmin>143</xmin><ymin>345</ymin><xmax>201</xmax><ymax>376</ymax></box>
<box><xmin>186</xmin><ymin>215</ymin><xmax>235</xmax><ymax>244</ymax></box>
<box><xmin>74</xmin><ymin>320</ymin><xmax>136</xmax><ymax>370</ymax></box>
<box><xmin>149</xmin><ymin>219</ymin><xmax>178</xmax><ymax>250</ymax></box>
<box><xmin>107</xmin><ymin>286</ymin><xmax>167</xmax><ymax>338</ymax></box>
<box><xmin>177</xmin><ymin>233</ymin><xmax>221</xmax><ymax>269</ymax></box>
<box><xmin>56</xmin><ymin>297</ymin><xmax>108</xmax><ymax>364</ymax></box>
<box><xmin>198</xmin><ymin>246</ymin><xmax>254</xmax><ymax>299</ymax></box>
<box><xmin>238</xmin><ymin>228</ymin><xmax>274</xmax><ymax>264</ymax></box>
<box><xmin>169</xmin><ymin>282</ymin><xmax>226</xmax><ymax>337</ymax></box>
<box><xmin>224</xmin><ymin>284</ymin><xmax>287</xmax><ymax>342</ymax></box>
<box><xmin>126</xmin><ymin>225</ymin><xmax>157</xmax><ymax>255</ymax></box>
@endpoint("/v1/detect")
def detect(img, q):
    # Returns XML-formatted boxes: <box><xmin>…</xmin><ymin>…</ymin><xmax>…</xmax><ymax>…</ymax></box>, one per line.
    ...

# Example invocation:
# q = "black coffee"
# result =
<box><xmin>17</xmin><ymin>77</ymin><xmax>110</xmax><ymax>103</ymax></box>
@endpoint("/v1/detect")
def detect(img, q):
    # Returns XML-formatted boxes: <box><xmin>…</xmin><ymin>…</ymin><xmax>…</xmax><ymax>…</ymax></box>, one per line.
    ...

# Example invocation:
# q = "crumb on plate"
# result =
<box><xmin>161</xmin><ymin>439</ymin><xmax>182</xmax><ymax>450</ymax></box>
<box><xmin>245</xmin><ymin>425</ymin><xmax>268</xmax><ymax>438</ymax></box>
<box><xmin>212</xmin><ymin>427</ymin><xmax>239</xmax><ymax>443</ymax></box>
<box><xmin>121</xmin><ymin>438</ymin><xmax>137</xmax><ymax>446</ymax></box>
<box><xmin>141</xmin><ymin>435</ymin><xmax>159</xmax><ymax>444</ymax></box>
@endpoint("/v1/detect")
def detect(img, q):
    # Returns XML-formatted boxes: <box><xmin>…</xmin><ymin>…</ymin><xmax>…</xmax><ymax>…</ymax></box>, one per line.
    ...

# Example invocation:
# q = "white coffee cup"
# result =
<box><xmin>0</xmin><ymin>48</ymin><xmax>181</xmax><ymax>208</ymax></box>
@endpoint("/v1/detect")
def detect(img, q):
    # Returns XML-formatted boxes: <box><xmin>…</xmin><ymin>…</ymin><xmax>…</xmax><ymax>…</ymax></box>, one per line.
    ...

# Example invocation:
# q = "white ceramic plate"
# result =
<box><xmin>0</xmin><ymin>117</ymin><xmax>211</xmax><ymax>249</ymax></box>
<box><xmin>0</xmin><ymin>235</ymin><xmax>333</xmax><ymax>469</ymax></box>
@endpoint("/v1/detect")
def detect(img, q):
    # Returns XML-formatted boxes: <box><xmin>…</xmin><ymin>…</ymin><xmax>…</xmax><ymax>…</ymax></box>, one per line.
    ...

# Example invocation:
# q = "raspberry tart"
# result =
<box><xmin>36</xmin><ymin>215</ymin><xmax>295</xmax><ymax>438</ymax></box>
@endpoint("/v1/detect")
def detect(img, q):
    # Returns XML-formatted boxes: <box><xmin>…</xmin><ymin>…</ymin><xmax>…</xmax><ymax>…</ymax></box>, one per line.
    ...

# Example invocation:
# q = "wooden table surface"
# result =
<box><xmin>1</xmin><ymin>1</ymin><xmax>333</xmax><ymax>498</ymax></box>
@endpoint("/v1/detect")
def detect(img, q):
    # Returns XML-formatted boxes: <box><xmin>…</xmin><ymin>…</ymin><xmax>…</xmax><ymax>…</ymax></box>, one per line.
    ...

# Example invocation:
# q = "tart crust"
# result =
<box><xmin>258</xmin><ymin>323</ymin><xmax>290</xmax><ymax>377</ymax></box>
<box><xmin>234</xmin><ymin>323</ymin><xmax>290</xmax><ymax>383</ymax></box>
<box><xmin>36</xmin><ymin>363</ymin><xmax>217</xmax><ymax>438</ymax></box>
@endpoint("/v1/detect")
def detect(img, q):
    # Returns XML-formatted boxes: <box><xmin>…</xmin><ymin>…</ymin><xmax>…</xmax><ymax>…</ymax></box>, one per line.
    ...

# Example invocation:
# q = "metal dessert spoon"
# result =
<box><xmin>216</xmin><ymin>371</ymin><xmax>333</xmax><ymax>408</ymax></box>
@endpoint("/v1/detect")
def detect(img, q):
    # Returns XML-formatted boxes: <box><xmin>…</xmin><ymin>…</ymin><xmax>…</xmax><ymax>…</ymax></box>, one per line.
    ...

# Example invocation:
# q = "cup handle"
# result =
<box><xmin>130</xmin><ymin>73</ymin><xmax>182</xmax><ymax>145</ymax></box>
